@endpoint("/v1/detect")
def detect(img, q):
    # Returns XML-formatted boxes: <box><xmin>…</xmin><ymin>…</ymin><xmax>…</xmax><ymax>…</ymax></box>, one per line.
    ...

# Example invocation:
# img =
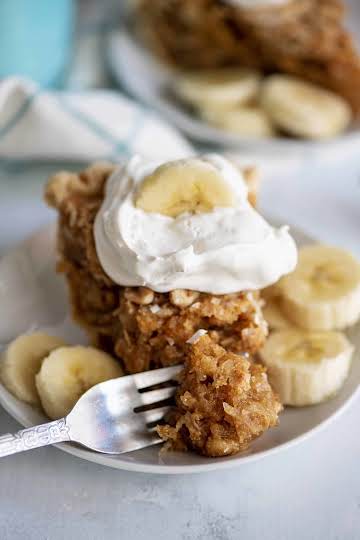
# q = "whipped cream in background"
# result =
<box><xmin>94</xmin><ymin>154</ymin><xmax>297</xmax><ymax>294</ymax></box>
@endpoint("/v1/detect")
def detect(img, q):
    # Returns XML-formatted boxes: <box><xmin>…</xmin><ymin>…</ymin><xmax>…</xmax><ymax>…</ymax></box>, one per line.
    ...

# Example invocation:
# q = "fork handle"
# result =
<box><xmin>0</xmin><ymin>418</ymin><xmax>71</xmax><ymax>458</ymax></box>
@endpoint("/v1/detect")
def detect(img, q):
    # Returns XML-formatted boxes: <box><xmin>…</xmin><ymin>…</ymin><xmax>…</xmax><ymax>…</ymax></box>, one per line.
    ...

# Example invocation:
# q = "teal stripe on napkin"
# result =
<box><xmin>58</xmin><ymin>97</ymin><xmax>145</xmax><ymax>158</ymax></box>
<box><xmin>0</xmin><ymin>91</ymin><xmax>38</xmax><ymax>140</ymax></box>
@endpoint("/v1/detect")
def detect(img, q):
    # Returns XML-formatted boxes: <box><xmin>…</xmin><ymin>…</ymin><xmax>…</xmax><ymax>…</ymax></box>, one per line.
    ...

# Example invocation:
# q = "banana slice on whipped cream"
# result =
<box><xmin>135</xmin><ymin>158</ymin><xmax>236</xmax><ymax>216</ymax></box>
<box><xmin>94</xmin><ymin>154</ymin><xmax>297</xmax><ymax>294</ymax></box>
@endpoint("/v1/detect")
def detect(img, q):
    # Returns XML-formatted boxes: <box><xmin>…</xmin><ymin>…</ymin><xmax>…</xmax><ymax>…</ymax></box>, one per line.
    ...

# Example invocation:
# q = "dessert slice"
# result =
<box><xmin>45</xmin><ymin>160</ymin><xmax>269</xmax><ymax>373</ymax></box>
<box><xmin>136</xmin><ymin>0</ymin><xmax>360</xmax><ymax>115</ymax></box>
<box><xmin>157</xmin><ymin>333</ymin><xmax>282</xmax><ymax>457</ymax></box>
<box><xmin>45</xmin><ymin>155</ymin><xmax>296</xmax><ymax>375</ymax></box>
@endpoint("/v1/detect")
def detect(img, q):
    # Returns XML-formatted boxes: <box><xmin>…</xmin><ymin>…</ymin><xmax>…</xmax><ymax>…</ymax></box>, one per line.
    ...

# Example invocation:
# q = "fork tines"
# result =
<box><xmin>133</xmin><ymin>365</ymin><xmax>182</xmax><ymax>426</ymax></box>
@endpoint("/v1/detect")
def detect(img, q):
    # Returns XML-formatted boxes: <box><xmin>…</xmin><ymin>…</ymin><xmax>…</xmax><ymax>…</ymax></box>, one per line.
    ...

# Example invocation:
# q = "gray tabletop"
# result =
<box><xmin>0</xmin><ymin>399</ymin><xmax>359</xmax><ymax>540</ymax></box>
<box><xmin>1</xmin><ymin>155</ymin><xmax>360</xmax><ymax>540</ymax></box>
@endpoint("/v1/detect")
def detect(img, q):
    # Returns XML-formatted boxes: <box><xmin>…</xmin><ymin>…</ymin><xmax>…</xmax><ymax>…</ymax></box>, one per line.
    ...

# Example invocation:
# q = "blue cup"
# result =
<box><xmin>0</xmin><ymin>0</ymin><xmax>75</xmax><ymax>88</ymax></box>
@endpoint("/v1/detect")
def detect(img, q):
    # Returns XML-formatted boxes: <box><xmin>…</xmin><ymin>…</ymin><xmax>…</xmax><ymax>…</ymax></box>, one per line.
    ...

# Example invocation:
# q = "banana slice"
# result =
<box><xmin>0</xmin><ymin>333</ymin><xmax>66</xmax><ymax>405</ymax></box>
<box><xmin>280</xmin><ymin>245</ymin><xmax>360</xmax><ymax>331</ymax></box>
<box><xmin>259</xmin><ymin>329</ymin><xmax>353</xmax><ymax>406</ymax></box>
<box><xmin>200</xmin><ymin>106</ymin><xmax>275</xmax><ymax>138</ymax></box>
<box><xmin>175</xmin><ymin>68</ymin><xmax>261</xmax><ymax>110</ymax></box>
<box><xmin>263</xmin><ymin>298</ymin><xmax>293</xmax><ymax>331</ymax></box>
<box><xmin>261</xmin><ymin>75</ymin><xmax>352</xmax><ymax>139</ymax></box>
<box><xmin>36</xmin><ymin>346</ymin><xmax>123</xmax><ymax>419</ymax></box>
<box><xmin>135</xmin><ymin>158</ymin><xmax>235</xmax><ymax>217</ymax></box>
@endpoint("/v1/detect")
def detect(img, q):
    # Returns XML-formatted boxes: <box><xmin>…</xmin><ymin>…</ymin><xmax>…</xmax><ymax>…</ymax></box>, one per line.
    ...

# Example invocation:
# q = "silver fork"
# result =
<box><xmin>0</xmin><ymin>365</ymin><xmax>181</xmax><ymax>458</ymax></box>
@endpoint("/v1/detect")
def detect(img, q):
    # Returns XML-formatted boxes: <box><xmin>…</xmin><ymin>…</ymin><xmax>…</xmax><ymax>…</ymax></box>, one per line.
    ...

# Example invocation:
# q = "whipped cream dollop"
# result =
<box><xmin>94</xmin><ymin>154</ymin><xmax>297</xmax><ymax>294</ymax></box>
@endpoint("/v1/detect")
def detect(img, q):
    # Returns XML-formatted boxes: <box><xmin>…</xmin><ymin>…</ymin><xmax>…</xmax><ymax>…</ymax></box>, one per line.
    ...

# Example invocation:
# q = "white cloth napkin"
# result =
<box><xmin>0</xmin><ymin>78</ymin><xmax>193</xmax><ymax>162</ymax></box>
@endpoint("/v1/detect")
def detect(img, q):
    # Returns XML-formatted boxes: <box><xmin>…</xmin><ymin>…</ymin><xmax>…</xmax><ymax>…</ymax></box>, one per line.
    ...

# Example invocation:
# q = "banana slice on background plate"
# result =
<box><xmin>135</xmin><ymin>158</ymin><xmax>235</xmax><ymax>216</ymax></box>
<box><xmin>200</xmin><ymin>106</ymin><xmax>275</xmax><ymax>138</ymax></box>
<box><xmin>36</xmin><ymin>346</ymin><xmax>123</xmax><ymax>419</ymax></box>
<box><xmin>280</xmin><ymin>245</ymin><xmax>360</xmax><ymax>331</ymax></box>
<box><xmin>175</xmin><ymin>68</ymin><xmax>261</xmax><ymax>110</ymax></box>
<box><xmin>0</xmin><ymin>333</ymin><xmax>66</xmax><ymax>405</ymax></box>
<box><xmin>261</xmin><ymin>75</ymin><xmax>352</xmax><ymax>139</ymax></box>
<box><xmin>260</xmin><ymin>329</ymin><xmax>354</xmax><ymax>406</ymax></box>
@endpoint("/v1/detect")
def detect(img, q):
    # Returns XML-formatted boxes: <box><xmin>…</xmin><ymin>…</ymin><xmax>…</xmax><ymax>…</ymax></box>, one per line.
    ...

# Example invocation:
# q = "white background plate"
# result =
<box><xmin>0</xmin><ymin>224</ymin><xmax>359</xmax><ymax>474</ymax></box>
<box><xmin>108</xmin><ymin>0</ymin><xmax>360</xmax><ymax>156</ymax></box>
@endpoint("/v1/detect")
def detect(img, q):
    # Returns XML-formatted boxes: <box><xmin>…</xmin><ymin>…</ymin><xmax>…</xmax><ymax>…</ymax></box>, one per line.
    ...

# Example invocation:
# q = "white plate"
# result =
<box><xmin>0</xmin><ymin>224</ymin><xmax>359</xmax><ymax>474</ymax></box>
<box><xmin>107</xmin><ymin>0</ymin><xmax>360</xmax><ymax>157</ymax></box>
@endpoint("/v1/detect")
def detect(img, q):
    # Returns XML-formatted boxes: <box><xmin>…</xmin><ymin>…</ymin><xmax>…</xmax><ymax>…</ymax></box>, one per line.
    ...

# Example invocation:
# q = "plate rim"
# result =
<box><xmin>1</xmin><ymin>379</ymin><xmax>359</xmax><ymax>474</ymax></box>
